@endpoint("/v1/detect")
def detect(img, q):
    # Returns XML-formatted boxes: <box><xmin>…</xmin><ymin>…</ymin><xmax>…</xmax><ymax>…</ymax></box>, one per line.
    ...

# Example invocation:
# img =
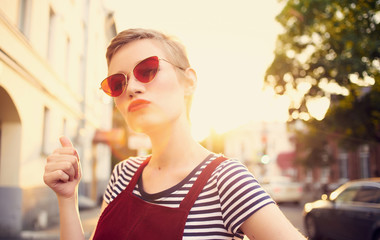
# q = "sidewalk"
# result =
<box><xmin>17</xmin><ymin>207</ymin><xmax>101</xmax><ymax>240</ymax></box>
<box><xmin>4</xmin><ymin>192</ymin><xmax>317</xmax><ymax>240</ymax></box>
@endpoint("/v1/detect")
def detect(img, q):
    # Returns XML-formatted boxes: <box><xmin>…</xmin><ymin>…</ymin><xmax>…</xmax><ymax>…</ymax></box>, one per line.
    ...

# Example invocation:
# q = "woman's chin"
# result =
<box><xmin>127</xmin><ymin>117</ymin><xmax>168</xmax><ymax>134</ymax></box>
<box><xmin>126</xmin><ymin>109</ymin><xmax>181</xmax><ymax>135</ymax></box>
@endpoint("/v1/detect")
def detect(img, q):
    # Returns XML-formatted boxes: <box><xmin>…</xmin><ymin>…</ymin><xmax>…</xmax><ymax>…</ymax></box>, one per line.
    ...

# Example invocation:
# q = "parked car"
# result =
<box><xmin>303</xmin><ymin>178</ymin><xmax>380</xmax><ymax>240</ymax></box>
<box><xmin>261</xmin><ymin>176</ymin><xmax>303</xmax><ymax>204</ymax></box>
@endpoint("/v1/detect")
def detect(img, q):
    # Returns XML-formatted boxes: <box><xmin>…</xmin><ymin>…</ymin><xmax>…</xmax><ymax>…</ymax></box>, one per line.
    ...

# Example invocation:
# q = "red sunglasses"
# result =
<box><xmin>100</xmin><ymin>56</ymin><xmax>185</xmax><ymax>97</ymax></box>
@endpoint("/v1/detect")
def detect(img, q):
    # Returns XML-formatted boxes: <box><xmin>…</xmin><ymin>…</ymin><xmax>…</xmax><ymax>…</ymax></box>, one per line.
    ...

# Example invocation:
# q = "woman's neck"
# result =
<box><xmin>146</xmin><ymin>117</ymin><xmax>210</xmax><ymax>170</ymax></box>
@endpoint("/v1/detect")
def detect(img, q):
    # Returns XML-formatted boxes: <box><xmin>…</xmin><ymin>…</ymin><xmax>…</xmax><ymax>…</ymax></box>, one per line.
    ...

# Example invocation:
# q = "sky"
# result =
<box><xmin>105</xmin><ymin>0</ymin><xmax>289</xmax><ymax>140</ymax></box>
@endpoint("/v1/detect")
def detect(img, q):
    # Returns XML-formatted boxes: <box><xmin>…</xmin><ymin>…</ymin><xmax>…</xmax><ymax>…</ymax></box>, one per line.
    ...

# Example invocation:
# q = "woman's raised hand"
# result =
<box><xmin>43</xmin><ymin>136</ymin><xmax>82</xmax><ymax>199</ymax></box>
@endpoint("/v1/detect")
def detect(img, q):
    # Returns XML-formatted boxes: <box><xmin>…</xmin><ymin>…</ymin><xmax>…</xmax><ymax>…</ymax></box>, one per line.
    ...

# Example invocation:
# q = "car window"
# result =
<box><xmin>353</xmin><ymin>186</ymin><xmax>380</xmax><ymax>204</ymax></box>
<box><xmin>335</xmin><ymin>186</ymin><xmax>359</xmax><ymax>203</ymax></box>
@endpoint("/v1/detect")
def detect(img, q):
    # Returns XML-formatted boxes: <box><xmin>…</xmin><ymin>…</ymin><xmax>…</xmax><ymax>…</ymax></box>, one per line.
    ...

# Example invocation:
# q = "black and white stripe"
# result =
<box><xmin>104</xmin><ymin>154</ymin><xmax>274</xmax><ymax>239</ymax></box>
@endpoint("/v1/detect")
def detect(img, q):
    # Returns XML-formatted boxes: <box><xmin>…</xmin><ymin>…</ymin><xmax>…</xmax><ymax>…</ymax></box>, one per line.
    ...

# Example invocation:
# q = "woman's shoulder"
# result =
<box><xmin>213</xmin><ymin>155</ymin><xmax>252</xmax><ymax>177</ymax></box>
<box><xmin>211</xmin><ymin>155</ymin><xmax>262</xmax><ymax>191</ymax></box>
<box><xmin>112</xmin><ymin>155</ymin><xmax>150</xmax><ymax>178</ymax></box>
<box><xmin>121</xmin><ymin>155</ymin><xmax>148</xmax><ymax>166</ymax></box>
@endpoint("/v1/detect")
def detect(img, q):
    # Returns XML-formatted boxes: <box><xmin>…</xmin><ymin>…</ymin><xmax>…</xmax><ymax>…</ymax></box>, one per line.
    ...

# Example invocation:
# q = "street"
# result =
<box><xmin>243</xmin><ymin>203</ymin><xmax>307</xmax><ymax>240</ymax></box>
<box><xmin>16</xmin><ymin>203</ymin><xmax>307</xmax><ymax>240</ymax></box>
<box><xmin>279</xmin><ymin>203</ymin><xmax>306</xmax><ymax>236</ymax></box>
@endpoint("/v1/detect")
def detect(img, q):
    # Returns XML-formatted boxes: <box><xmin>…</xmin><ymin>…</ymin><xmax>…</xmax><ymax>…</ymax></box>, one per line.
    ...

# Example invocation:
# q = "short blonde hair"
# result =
<box><xmin>106</xmin><ymin>28</ymin><xmax>190</xmax><ymax>70</ymax></box>
<box><xmin>106</xmin><ymin>28</ymin><xmax>194</xmax><ymax>120</ymax></box>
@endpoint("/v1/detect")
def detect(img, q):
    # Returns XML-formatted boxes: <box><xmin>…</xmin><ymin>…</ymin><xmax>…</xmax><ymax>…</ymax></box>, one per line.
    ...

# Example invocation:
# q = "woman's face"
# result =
<box><xmin>108</xmin><ymin>39</ymin><xmax>188</xmax><ymax>134</ymax></box>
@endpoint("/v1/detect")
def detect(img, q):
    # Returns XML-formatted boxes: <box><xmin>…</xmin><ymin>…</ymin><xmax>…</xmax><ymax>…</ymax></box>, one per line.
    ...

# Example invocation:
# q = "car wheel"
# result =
<box><xmin>373</xmin><ymin>231</ymin><xmax>380</xmax><ymax>240</ymax></box>
<box><xmin>305</xmin><ymin>215</ymin><xmax>321</xmax><ymax>240</ymax></box>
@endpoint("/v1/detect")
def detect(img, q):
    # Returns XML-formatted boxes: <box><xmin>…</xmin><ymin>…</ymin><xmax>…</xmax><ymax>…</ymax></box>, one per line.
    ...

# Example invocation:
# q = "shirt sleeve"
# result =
<box><xmin>103</xmin><ymin>161</ymin><xmax>124</xmax><ymax>204</ymax></box>
<box><xmin>216</xmin><ymin>159</ymin><xmax>275</xmax><ymax>234</ymax></box>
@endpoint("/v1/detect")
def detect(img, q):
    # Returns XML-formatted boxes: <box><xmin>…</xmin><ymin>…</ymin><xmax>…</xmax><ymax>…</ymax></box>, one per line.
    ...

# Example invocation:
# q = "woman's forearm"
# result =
<box><xmin>57</xmin><ymin>194</ymin><xmax>85</xmax><ymax>240</ymax></box>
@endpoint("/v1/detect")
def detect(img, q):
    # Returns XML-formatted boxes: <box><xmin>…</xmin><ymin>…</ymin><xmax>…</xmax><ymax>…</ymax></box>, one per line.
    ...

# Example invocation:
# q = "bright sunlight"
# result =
<box><xmin>106</xmin><ymin>0</ymin><xmax>306</xmax><ymax>140</ymax></box>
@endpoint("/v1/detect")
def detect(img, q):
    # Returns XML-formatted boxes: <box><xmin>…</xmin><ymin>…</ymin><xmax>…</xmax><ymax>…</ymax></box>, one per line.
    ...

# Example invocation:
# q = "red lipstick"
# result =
<box><xmin>128</xmin><ymin>99</ymin><xmax>151</xmax><ymax>112</ymax></box>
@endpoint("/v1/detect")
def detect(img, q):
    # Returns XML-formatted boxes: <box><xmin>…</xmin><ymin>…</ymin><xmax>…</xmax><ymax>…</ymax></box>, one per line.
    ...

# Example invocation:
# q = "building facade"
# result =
<box><xmin>0</xmin><ymin>0</ymin><xmax>116</xmax><ymax>237</ymax></box>
<box><xmin>223</xmin><ymin>120</ymin><xmax>380</xmax><ymax>199</ymax></box>
<box><xmin>301</xmin><ymin>141</ymin><xmax>380</xmax><ymax>191</ymax></box>
<box><xmin>223</xmin><ymin>121</ymin><xmax>294</xmax><ymax>180</ymax></box>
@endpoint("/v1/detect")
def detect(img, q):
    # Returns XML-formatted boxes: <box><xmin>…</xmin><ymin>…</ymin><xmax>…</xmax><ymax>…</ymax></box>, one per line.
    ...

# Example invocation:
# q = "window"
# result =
<box><xmin>64</xmin><ymin>37</ymin><xmax>71</xmax><ymax>82</ymax></box>
<box><xmin>338</xmin><ymin>150</ymin><xmax>348</xmax><ymax>179</ymax></box>
<box><xmin>0</xmin><ymin>121</ymin><xmax>2</xmax><ymax>172</ymax></box>
<box><xmin>62</xmin><ymin>118</ymin><xmax>67</xmax><ymax>137</ymax></box>
<box><xmin>41</xmin><ymin>107</ymin><xmax>51</xmax><ymax>155</ymax></box>
<box><xmin>335</xmin><ymin>186</ymin><xmax>360</xmax><ymax>203</ymax></box>
<box><xmin>353</xmin><ymin>186</ymin><xmax>380</xmax><ymax>204</ymax></box>
<box><xmin>359</xmin><ymin>145</ymin><xmax>370</xmax><ymax>178</ymax></box>
<box><xmin>18</xmin><ymin>0</ymin><xmax>32</xmax><ymax>38</ymax></box>
<box><xmin>47</xmin><ymin>7</ymin><xmax>57</xmax><ymax>62</ymax></box>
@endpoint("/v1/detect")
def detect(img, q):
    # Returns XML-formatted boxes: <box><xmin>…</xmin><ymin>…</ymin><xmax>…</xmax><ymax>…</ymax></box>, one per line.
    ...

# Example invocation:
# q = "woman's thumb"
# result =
<box><xmin>59</xmin><ymin>136</ymin><xmax>74</xmax><ymax>148</ymax></box>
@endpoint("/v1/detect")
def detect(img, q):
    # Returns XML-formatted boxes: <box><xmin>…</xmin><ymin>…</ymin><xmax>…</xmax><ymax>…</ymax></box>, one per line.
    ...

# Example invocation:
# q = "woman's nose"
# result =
<box><xmin>126</xmin><ymin>76</ymin><xmax>145</xmax><ymax>98</ymax></box>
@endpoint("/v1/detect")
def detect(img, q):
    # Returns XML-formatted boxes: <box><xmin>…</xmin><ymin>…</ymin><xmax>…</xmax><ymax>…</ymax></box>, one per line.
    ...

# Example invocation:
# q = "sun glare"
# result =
<box><xmin>111</xmin><ymin>0</ymin><xmax>286</xmax><ymax>140</ymax></box>
<box><xmin>306</xmin><ymin>97</ymin><xmax>330</xmax><ymax>121</ymax></box>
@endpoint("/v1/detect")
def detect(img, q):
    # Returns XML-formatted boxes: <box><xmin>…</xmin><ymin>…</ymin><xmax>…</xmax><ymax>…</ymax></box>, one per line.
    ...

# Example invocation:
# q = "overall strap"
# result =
<box><xmin>125</xmin><ymin>156</ymin><xmax>151</xmax><ymax>192</ymax></box>
<box><xmin>180</xmin><ymin>156</ymin><xmax>228</xmax><ymax>211</ymax></box>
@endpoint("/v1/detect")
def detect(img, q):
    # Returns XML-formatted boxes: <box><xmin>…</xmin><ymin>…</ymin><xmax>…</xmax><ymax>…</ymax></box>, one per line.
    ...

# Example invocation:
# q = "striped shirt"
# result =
<box><xmin>103</xmin><ymin>154</ymin><xmax>274</xmax><ymax>239</ymax></box>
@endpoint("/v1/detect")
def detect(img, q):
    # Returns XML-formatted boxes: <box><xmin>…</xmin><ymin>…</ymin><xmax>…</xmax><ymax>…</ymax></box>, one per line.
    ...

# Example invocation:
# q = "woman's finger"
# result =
<box><xmin>46</xmin><ymin>154</ymin><xmax>80</xmax><ymax>180</ymax></box>
<box><xmin>43</xmin><ymin>170</ymin><xmax>70</xmax><ymax>185</ymax></box>
<box><xmin>58</xmin><ymin>136</ymin><xmax>80</xmax><ymax>161</ymax></box>
<box><xmin>60</xmin><ymin>136</ymin><xmax>74</xmax><ymax>148</ymax></box>
<box><xmin>53</xmin><ymin>147</ymin><xmax>77</xmax><ymax>155</ymax></box>
<box><xmin>45</xmin><ymin>161</ymin><xmax>76</xmax><ymax>181</ymax></box>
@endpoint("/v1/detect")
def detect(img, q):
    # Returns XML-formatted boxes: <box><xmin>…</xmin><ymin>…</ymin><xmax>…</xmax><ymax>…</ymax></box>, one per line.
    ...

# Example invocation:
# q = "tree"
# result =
<box><xmin>265</xmin><ymin>0</ymin><xmax>380</xmax><ymax>167</ymax></box>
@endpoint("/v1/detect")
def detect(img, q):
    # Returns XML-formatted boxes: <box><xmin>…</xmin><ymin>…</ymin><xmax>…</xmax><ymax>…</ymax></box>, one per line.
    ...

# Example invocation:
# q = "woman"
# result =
<box><xmin>43</xmin><ymin>28</ymin><xmax>307</xmax><ymax>240</ymax></box>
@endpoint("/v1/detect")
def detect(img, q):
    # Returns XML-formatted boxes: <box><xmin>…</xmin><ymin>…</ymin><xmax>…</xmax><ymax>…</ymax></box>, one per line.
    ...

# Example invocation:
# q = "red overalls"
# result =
<box><xmin>93</xmin><ymin>156</ymin><xmax>227</xmax><ymax>240</ymax></box>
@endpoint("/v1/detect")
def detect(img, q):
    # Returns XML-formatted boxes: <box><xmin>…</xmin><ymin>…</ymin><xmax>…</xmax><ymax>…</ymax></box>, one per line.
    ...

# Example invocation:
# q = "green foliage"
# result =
<box><xmin>266</xmin><ymin>0</ymin><xmax>380</xmax><ymax>166</ymax></box>
<box><xmin>266</xmin><ymin>0</ymin><xmax>379</xmax><ymax>111</ymax></box>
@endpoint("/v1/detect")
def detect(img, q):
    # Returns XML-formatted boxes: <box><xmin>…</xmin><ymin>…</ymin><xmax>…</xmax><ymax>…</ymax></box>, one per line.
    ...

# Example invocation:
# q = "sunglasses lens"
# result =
<box><xmin>134</xmin><ymin>56</ymin><xmax>159</xmax><ymax>83</ymax></box>
<box><xmin>101</xmin><ymin>57</ymin><xmax>159</xmax><ymax>97</ymax></box>
<box><xmin>101</xmin><ymin>74</ymin><xmax>126</xmax><ymax>97</ymax></box>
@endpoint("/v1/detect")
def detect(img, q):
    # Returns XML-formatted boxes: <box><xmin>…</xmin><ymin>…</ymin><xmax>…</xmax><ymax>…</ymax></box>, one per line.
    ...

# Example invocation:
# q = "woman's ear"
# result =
<box><xmin>182</xmin><ymin>67</ymin><xmax>197</xmax><ymax>96</ymax></box>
